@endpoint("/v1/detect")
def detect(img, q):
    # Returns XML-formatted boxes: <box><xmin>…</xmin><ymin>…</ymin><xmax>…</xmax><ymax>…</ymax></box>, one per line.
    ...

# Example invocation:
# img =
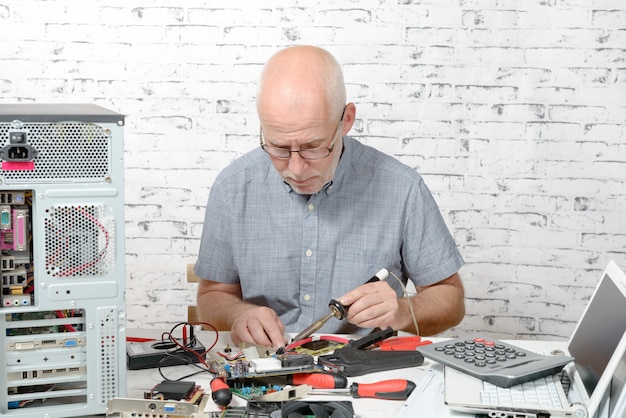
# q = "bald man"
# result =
<box><xmin>195</xmin><ymin>45</ymin><xmax>465</xmax><ymax>349</ymax></box>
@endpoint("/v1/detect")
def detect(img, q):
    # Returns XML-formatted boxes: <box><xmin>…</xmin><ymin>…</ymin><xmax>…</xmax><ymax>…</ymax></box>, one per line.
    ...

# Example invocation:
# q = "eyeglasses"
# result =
<box><xmin>260</xmin><ymin>107</ymin><xmax>346</xmax><ymax>160</ymax></box>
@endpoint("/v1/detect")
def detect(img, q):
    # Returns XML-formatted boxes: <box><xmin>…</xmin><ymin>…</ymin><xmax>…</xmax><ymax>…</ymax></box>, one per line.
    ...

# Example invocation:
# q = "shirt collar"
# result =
<box><xmin>280</xmin><ymin>136</ymin><xmax>353</xmax><ymax>196</ymax></box>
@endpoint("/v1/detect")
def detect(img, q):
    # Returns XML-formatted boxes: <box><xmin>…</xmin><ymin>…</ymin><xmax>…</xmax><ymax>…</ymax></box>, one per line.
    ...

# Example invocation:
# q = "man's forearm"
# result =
<box><xmin>398</xmin><ymin>277</ymin><xmax>465</xmax><ymax>336</ymax></box>
<box><xmin>197</xmin><ymin>290</ymin><xmax>255</xmax><ymax>331</ymax></box>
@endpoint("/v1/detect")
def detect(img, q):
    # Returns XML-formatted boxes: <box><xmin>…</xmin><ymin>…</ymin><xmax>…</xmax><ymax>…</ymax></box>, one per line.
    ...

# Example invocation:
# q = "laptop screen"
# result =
<box><xmin>568</xmin><ymin>270</ymin><xmax>626</xmax><ymax>396</ymax></box>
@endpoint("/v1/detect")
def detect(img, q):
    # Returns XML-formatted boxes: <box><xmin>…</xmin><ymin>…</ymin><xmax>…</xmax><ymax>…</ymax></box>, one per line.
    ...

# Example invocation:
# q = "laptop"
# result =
<box><xmin>442</xmin><ymin>260</ymin><xmax>626</xmax><ymax>418</ymax></box>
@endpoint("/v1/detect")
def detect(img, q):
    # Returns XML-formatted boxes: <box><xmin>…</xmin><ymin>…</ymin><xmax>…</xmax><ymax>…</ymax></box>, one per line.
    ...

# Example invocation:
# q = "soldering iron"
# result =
<box><xmin>292</xmin><ymin>268</ymin><xmax>390</xmax><ymax>341</ymax></box>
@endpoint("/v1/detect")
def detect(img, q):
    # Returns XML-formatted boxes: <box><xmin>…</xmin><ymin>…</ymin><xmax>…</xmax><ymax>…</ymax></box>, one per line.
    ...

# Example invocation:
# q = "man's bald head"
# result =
<box><xmin>256</xmin><ymin>45</ymin><xmax>346</xmax><ymax>120</ymax></box>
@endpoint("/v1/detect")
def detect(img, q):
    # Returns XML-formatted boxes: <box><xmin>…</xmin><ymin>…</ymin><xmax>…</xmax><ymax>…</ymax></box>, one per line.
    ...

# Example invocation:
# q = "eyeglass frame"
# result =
<box><xmin>259</xmin><ymin>107</ymin><xmax>346</xmax><ymax>160</ymax></box>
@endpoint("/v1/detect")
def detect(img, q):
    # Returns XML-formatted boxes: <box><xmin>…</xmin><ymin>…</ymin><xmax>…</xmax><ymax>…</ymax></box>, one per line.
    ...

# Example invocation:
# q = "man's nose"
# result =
<box><xmin>288</xmin><ymin>152</ymin><xmax>309</xmax><ymax>174</ymax></box>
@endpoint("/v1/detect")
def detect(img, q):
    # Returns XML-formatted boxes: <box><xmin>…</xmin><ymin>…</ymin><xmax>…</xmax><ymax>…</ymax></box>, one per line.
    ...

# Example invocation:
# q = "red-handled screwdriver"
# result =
<box><xmin>210</xmin><ymin>377</ymin><xmax>232</xmax><ymax>407</ymax></box>
<box><xmin>310</xmin><ymin>378</ymin><xmax>416</xmax><ymax>400</ymax></box>
<box><xmin>287</xmin><ymin>372</ymin><xmax>348</xmax><ymax>389</ymax></box>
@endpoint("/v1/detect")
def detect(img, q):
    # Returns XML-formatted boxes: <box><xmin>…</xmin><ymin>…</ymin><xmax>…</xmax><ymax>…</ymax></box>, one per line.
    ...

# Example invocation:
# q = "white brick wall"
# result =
<box><xmin>1</xmin><ymin>0</ymin><xmax>625</xmax><ymax>340</ymax></box>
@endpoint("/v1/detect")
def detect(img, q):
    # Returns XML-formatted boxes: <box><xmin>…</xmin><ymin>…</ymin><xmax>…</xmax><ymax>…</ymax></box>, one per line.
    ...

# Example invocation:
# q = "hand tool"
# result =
<box><xmin>210</xmin><ymin>377</ymin><xmax>232</xmax><ymax>407</ymax></box>
<box><xmin>292</xmin><ymin>299</ymin><xmax>348</xmax><ymax>342</ymax></box>
<box><xmin>372</xmin><ymin>335</ymin><xmax>432</xmax><ymax>351</ymax></box>
<box><xmin>318</xmin><ymin>327</ymin><xmax>424</xmax><ymax>376</ymax></box>
<box><xmin>292</xmin><ymin>268</ymin><xmax>390</xmax><ymax>341</ymax></box>
<box><xmin>310</xmin><ymin>378</ymin><xmax>416</xmax><ymax>400</ymax></box>
<box><xmin>287</xmin><ymin>371</ymin><xmax>348</xmax><ymax>389</ymax></box>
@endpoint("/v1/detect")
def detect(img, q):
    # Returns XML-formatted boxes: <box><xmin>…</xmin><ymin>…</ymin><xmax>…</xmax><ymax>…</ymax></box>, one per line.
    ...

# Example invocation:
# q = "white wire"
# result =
<box><xmin>388</xmin><ymin>270</ymin><xmax>420</xmax><ymax>336</ymax></box>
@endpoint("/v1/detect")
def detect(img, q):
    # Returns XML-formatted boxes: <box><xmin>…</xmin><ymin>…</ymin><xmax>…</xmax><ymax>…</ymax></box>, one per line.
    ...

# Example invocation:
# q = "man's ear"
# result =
<box><xmin>341</xmin><ymin>102</ymin><xmax>357</xmax><ymax>135</ymax></box>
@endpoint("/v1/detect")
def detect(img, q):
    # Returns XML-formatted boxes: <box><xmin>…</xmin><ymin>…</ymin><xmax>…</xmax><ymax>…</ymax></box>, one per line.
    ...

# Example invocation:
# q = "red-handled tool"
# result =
<box><xmin>287</xmin><ymin>372</ymin><xmax>348</xmax><ymax>389</ymax></box>
<box><xmin>372</xmin><ymin>336</ymin><xmax>432</xmax><ymax>351</ymax></box>
<box><xmin>310</xmin><ymin>378</ymin><xmax>416</xmax><ymax>400</ymax></box>
<box><xmin>210</xmin><ymin>377</ymin><xmax>232</xmax><ymax>407</ymax></box>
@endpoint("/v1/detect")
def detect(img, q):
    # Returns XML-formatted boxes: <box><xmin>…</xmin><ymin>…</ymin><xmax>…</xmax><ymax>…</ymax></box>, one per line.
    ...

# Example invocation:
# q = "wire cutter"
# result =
<box><xmin>371</xmin><ymin>335</ymin><xmax>432</xmax><ymax>351</ymax></box>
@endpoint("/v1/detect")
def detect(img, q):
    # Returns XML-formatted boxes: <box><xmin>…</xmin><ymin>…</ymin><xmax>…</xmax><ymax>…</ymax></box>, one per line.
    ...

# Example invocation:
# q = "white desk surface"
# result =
<box><xmin>115</xmin><ymin>329</ymin><xmax>568</xmax><ymax>418</ymax></box>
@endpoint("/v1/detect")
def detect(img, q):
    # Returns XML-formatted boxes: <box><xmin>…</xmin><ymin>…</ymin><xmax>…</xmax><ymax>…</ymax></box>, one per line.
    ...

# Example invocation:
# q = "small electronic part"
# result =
<box><xmin>2</xmin><ymin>294</ymin><xmax>31</xmax><ymax>307</ymax></box>
<box><xmin>0</xmin><ymin>205</ymin><xmax>11</xmax><ymax>229</ymax></box>
<box><xmin>1</xmin><ymin>131</ymin><xmax>38</xmax><ymax>162</ymax></box>
<box><xmin>150</xmin><ymin>380</ymin><xmax>196</xmax><ymax>400</ymax></box>
<box><xmin>231</xmin><ymin>380</ymin><xmax>282</xmax><ymax>401</ymax></box>
<box><xmin>111</xmin><ymin>377</ymin><xmax>207</xmax><ymax>416</ymax></box>
<box><xmin>280</xmin><ymin>353</ymin><xmax>314</xmax><ymax>368</ymax></box>
<box><xmin>224</xmin><ymin>352</ymin><xmax>319</xmax><ymax>380</ymax></box>
<box><xmin>250</xmin><ymin>357</ymin><xmax>282</xmax><ymax>373</ymax></box>
<box><xmin>241</xmin><ymin>344</ymin><xmax>274</xmax><ymax>359</ymax></box>
<box><xmin>0</xmin><ymin>191</ymin><xmax>33</xmax><ymax>310</ymax></box>
<box><xmin>302</xmin><ymin>339</ymin><xmax>330</xmax><ymax>351</ymax></box>
<box><xmin>209</xmin><ymin>405</ymin><xmax>248</xmax><ymax>418</ymax></box>
<box><xmin>230</xmin><ymin>380</ymin><xmax>310</xmax><ymax>402</ymax></box>
<box><xmin>11</xmin><ymin>207</ymin><xmax>28</xmax><ymax>251</ymax></box>
<box><xmin>6</xmin><ymin>335</ymin><xmax>85</xmax><ymax>351</ymax></box>
<box><xmin>107</xmin><ymin>397</ymin><xmax>198</xmax><ymax>417</ymax></box>
<box><xmin>286</xmin><ymin>335</ymin><xmax>348</xmax><ymax>355</ymax></box>
<box><xmin>254</xmin><ymin>384</ymin><xmax>310</xmax><ymax>401</ymax></box>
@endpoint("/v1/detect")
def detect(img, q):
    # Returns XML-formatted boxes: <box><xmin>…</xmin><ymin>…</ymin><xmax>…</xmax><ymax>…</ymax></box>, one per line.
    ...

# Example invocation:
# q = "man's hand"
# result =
<box><xmin>337</xmin><ymin>280</ymin><xmax>401</xmax><ymax>330</ymax></box>
<box><xmin>229</xmin><ymin>306</ymin><xmax>286</xmax><ymax>349</ymax></box>
<box><xmin>197</xmin><ymin>279</ymin><xmax>287</xmax><ymax>350</ymax></box>
<box><xmin>337</xmin><ymin>273</ymin><xmax>465</xmax><ymax>335</ymax></box>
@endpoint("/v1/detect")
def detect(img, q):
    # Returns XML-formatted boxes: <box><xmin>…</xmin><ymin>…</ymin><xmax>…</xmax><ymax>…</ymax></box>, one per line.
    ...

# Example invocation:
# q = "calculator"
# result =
<box><xmin>417</xmin><ymin>336</ymin><xmax>574</xmax><ymax>387</ymax></box>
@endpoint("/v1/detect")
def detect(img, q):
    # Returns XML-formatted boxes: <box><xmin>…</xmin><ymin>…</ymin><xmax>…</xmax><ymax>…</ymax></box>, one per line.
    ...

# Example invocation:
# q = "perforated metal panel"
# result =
<box><xmin>98</xmin><ymin>307</ymin><xmax>120</xmax><ymax>404</ymax></box>
<box><xmin>44</xmin><ymin>204</ymin><xmax>115</xmax><ymax>278</ymax></box>
<box><xmin>0</xmin><ymin>122</ymin><xmax>111</xmax><ymax>183</ymax></box>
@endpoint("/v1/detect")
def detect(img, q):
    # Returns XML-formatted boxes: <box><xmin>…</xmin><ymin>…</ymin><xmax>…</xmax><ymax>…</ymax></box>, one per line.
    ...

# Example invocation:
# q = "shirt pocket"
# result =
<box><xmin>331</xmin><ymin>247</ymin><xmax>402</xmax><ymax>298</ymax></box>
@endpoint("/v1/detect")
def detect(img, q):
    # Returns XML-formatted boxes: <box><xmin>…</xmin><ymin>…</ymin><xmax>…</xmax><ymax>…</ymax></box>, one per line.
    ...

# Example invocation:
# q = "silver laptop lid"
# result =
<box><xmin>566</xmin><ymin>260</ymin><xmax>626</xmax><ymax>413</ymax></box>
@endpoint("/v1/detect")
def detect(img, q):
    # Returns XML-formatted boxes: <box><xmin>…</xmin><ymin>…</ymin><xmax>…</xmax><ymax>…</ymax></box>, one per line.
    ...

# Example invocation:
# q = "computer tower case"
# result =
<box><xmin>0</xmin><ymin>104</ymin><xmax>126</xmax><ymax>417</ymax></box>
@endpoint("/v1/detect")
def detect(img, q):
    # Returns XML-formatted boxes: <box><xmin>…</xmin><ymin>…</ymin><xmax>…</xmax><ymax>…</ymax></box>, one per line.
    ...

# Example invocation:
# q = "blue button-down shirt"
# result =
<box><xmin>195</xmin><ymin>136</ymin><xmax>464</xmax><ymax>335</ymax></box>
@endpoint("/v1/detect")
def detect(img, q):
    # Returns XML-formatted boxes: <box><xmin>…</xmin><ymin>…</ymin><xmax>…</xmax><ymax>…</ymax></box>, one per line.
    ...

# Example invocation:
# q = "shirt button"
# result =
<box><xmin>305</xmin><ymin>249</ymin><xmax>313</xmax><ymax>257</ymax></box>
<box><xmin>303</xmin><ymin>294</ymin><xmax>311</xmax><ymax>302</ymax></box>
<box><xmin>308</xmin><ymin>203</ymin><xmax>314</xmax><ymax>211</ymax></box>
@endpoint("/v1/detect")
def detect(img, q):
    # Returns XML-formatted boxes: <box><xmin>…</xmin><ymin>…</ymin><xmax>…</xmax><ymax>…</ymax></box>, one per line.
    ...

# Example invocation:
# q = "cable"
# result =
<box><xmin>388</xmin><ymin>270</ymin><xmax>420</xmax><ymax>336</ymax></box>
<box><xmin>156</xmin><ymin>321</ymin><xmax>222</xmax><ymax>382</ymax></box>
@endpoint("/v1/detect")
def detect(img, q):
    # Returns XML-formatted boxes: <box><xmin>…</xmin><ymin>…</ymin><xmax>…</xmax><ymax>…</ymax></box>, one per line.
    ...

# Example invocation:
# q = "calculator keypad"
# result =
<box><xmin>417</xmin><ymin>336</ymin><xmax>574</xmax><ymax>387</ymax></box>
<box><xmin>433</xmin><ymin>338</ymin><xmax>528</xmax><ymax>368</ymax></box>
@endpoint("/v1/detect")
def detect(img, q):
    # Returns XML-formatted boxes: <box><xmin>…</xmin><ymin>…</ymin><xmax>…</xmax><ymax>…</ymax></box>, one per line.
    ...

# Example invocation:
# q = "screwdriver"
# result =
<box><xmin>287</xmin><ymin>371</ymin><xmax>348</xmax><ymax>389</ymax></box>
<box><xmin>292</xmin><ymin>268</ymin><xmax>390</xmax><ymax>342</ymax></box>
<box><xmin>310</xmin><ymin>378</ymin><xmax>416</xmax><ymax>400</ymax></box>
<box><xmin>210</xmin><ymin>377</ymin><xmax>232</xmax><ymax>407</ymax></box>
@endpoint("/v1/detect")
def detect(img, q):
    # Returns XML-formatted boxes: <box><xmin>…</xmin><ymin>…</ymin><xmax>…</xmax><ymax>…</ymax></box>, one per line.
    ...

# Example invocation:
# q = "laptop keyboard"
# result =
<box><xmin>480</xmin><ymin>375</ymin><xmax>564</xmax><ymax>408</ymax></box>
